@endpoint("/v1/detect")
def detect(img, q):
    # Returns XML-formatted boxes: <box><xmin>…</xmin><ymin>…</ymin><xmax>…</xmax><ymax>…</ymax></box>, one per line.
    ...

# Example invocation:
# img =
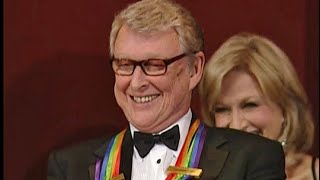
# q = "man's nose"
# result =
<box><xmin>130</xmin><ymin>66</ymin><xmax>148</xmax><ymax>90</ymax></box>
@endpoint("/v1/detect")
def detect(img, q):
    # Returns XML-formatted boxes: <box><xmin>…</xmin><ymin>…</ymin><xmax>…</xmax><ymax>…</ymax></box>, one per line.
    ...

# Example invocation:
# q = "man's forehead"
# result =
<box><xmin>114</xmin><ymin>25</ymin><xmax>182</xmax><ymax>59</ymax></box>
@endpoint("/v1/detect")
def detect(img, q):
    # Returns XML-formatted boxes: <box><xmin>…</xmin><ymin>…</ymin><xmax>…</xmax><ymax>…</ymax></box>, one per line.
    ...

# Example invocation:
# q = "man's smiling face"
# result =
<box><xmin>113</xmin><ymin>25</ymin><xmax>193</xmax><ymax>133</ymax></box>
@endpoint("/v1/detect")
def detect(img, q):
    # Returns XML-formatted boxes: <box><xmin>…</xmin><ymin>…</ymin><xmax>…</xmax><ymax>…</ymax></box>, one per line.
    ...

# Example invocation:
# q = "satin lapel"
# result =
<box><xmin>198</xmin><ymin>129</ymin><xmax>229</xmax><ymax>179</ymax></box>
<box><xmin>88</xmin><ymin>164</ymin><xmax>96</xmax><ymax>180</ymax></box>
<box><xmin>119</xmin><ymin>128</ymin><xmax>134</xmax><ymax>180</ymax></box>
<box><xmin>87</xmin><ymin>129</ymin><xmax>133</xmax><ymax>180</ymax></box>
<box><xmin>88</xmin><ymin>137</ymin><xmax>110</xmax><ymax>180</ymax></box>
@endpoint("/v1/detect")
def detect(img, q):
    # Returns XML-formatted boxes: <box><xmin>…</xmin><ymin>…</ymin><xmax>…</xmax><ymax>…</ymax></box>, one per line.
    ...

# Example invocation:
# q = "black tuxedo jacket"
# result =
<box><xmin>47</xmin><ymin>123</ymin><xmax>286</xmax><ymax>180</ymax></box>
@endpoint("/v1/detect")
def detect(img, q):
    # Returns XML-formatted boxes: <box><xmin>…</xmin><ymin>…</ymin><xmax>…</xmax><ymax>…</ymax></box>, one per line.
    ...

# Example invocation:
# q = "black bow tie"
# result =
<box><xmin>133</xmin><ymin>125</ymin><xmax>180</xmax><ymax>158</ymax></box>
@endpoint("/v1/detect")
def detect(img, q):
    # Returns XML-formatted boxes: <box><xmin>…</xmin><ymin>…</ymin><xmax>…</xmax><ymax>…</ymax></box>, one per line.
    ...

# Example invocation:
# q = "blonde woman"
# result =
<box><xmin>199</xmin><ymin>32</ymin><xmax>319</xmax><ymax>179</ymax></box>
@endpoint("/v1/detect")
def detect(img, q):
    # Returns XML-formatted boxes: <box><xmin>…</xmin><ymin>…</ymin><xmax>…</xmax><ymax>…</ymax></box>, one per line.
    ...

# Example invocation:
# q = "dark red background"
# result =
<box><xmin>4</xmin><ymin>0</ymin><xmax>319</xmax><ymax>179</ymax></box>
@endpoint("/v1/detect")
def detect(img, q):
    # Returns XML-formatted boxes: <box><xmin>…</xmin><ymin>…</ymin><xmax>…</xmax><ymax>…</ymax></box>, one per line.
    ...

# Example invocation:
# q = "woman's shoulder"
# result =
<box><xmin>286</xmin><ymin>152</ymin><xmax>319</xmax><ymax>180</ymax></box>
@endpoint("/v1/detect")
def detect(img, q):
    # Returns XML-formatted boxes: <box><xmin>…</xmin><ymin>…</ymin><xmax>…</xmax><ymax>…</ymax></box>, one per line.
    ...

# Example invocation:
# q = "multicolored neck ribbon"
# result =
<box><xmin>165</xmin><ymin>119</ymin><xmax>207</xmax><ymax>180</ymax></box>
<box><xmin>95</xmin><ymin>119</ymin><xmax>207</xmax><ymax>180</ymax></box>
<box><xmin>96</xmin><ymin>129</ymin><xmax>126</xmax><ymax>180</ymax></box>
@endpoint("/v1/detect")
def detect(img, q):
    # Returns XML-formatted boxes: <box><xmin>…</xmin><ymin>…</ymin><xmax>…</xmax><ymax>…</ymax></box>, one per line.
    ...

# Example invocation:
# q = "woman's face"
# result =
<box><xmin>214</xmin><ymin>69</ymin><xmax>284</xmax><ymax>140</ymax></box>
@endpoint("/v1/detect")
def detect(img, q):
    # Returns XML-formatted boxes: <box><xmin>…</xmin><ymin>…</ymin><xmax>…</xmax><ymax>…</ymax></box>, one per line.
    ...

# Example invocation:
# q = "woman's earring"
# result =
<box><xmin>280</xmin><ymin>139</ymin><xmax>287</xmax><ymax>147</ymax></box>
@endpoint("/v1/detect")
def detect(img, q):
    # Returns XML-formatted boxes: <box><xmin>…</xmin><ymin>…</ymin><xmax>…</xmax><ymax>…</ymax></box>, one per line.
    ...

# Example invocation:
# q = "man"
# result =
<box><xmin>47</xmin><ymin>0</ymin><xmax>286</xmax><ymax>179</ymax></box>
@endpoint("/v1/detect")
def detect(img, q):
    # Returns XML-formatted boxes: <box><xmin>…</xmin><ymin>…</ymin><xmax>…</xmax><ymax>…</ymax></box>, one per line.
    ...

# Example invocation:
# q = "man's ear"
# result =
<box><xmin>189</xmin><ymin>51</ymin><xmax>205</xmax><ymax>90</ymax></box>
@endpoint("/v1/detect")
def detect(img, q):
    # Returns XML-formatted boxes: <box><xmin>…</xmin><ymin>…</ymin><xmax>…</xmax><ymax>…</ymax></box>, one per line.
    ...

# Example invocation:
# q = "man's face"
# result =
<box><xmin>113</xmin><ymin>25</ymin><xmax>194</xmax><ymax>133</ymax></box>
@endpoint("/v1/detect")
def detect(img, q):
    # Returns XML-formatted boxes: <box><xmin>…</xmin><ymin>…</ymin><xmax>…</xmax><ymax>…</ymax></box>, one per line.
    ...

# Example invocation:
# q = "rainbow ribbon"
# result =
<box><xmin>95</xmin><ymin>119</ymin><xmax>207</xmax><ymax>180</ymax></box>
<box><xmin>166</xmin><ymin>119</ymin><xmax>207</xmax><ymax>180</ymax></box>
<box><xmin>96</xmin><ymin>129</ymin><xmax>126</xmax><ymax>180</ymax></box>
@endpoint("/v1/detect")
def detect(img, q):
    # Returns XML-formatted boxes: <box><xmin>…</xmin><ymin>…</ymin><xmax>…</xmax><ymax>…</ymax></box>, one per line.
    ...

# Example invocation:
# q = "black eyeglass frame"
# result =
<box><xmin>110</xmin><ymin>53</ymin><xmax>188</xmax><ymax>76</ymax></box>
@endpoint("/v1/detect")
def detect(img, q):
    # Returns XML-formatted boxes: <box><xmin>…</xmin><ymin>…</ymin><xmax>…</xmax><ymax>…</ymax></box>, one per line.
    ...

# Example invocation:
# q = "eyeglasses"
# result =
<box><xmin>110</xmin><ymin>53</ymin><xmax>187</xmax><ymax>76</ymax></box>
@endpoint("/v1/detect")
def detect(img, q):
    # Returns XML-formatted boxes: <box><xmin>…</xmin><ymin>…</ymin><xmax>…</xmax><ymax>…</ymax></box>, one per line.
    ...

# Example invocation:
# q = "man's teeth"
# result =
<box><xmin>133</xmin><ymin>95</ymin><xmax>158</xmax><ymax>103</ymax></box>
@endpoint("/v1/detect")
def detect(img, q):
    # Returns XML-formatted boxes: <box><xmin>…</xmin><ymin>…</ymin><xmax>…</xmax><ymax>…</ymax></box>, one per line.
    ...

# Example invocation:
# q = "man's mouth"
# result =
<box><xmin>131</xmin><ymin>95</ymin><xmax>159</xmax><ymax>103</ymax></box>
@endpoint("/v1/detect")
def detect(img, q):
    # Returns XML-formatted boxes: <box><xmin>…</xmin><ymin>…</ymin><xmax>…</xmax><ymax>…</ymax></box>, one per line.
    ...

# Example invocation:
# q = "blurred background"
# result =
<box><xmin>4</xmin><ymin>0</ymin><xmax>318</xmax><ymax>179</ymax></box>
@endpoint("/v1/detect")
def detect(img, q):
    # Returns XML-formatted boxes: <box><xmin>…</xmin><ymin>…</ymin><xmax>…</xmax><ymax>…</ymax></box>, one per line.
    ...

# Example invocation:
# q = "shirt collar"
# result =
<box><xmin>129</xmin><ymin>108</ymin><xmax>192</xmax><ymax>158</ymax></box>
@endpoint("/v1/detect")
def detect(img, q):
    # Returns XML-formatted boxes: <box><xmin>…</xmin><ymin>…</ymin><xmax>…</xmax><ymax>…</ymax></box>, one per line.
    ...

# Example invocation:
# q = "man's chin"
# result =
<box><xmin>130</xmin><ymin>119</ymin><xmax>159</xmax><ymax>132</ymax></box>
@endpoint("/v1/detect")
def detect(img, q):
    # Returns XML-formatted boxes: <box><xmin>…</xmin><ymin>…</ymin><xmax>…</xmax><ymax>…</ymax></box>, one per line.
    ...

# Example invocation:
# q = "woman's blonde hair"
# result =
<box><xmin>109</xmin><ymin>0</ymin><xmax>204</xmax><ymax>57</ymax></box>
<box><xmin>199</xmin><ymin>32</ymin><xmax>314</xmax><ymax>153</ymax></box>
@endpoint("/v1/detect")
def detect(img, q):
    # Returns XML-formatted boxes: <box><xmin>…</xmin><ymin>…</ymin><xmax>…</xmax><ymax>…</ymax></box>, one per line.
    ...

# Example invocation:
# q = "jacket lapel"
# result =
<box><xmin>88</xmin><ymin>128</ymin><xmax>133</xmax><ymax>180</ymax></box>
<box><xmin>88</xmin><ymin>164</ymin><xmax>96</xmax><ymax>180</ymax></box>
<box><xmin>198</xmin><ymin>130</ymin><xmax>229</xmax><ymax>179</ymax></box>
<box><xmin>88</xmin><ymin>137</ymin><xmax>109</xmax><ymax>180</ymax></box>
<box><xmin>119</xmin><ymin>129</ymin><xmax>134</xmax><ymax>179</ymax></box>
<box><xmin>186</xmin><ymin>113</ymin><xmax>229</xmax><ymax>179</ymax></box>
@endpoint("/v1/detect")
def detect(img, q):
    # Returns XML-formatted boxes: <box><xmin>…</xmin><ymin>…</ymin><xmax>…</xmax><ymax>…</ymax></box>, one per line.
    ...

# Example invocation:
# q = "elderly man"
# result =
<box><xmin>47</xmin><ymin>0</ymin><xmax>286</xmax><ymax>179</ymax></box>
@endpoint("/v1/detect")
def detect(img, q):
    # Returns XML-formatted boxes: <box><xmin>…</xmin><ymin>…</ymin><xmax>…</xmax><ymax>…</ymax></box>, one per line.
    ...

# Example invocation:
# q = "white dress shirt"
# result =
<box><xmin>129</xmin><ymin>109</ymin><xmax>192</xmax><ymax>180</ymax></box>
